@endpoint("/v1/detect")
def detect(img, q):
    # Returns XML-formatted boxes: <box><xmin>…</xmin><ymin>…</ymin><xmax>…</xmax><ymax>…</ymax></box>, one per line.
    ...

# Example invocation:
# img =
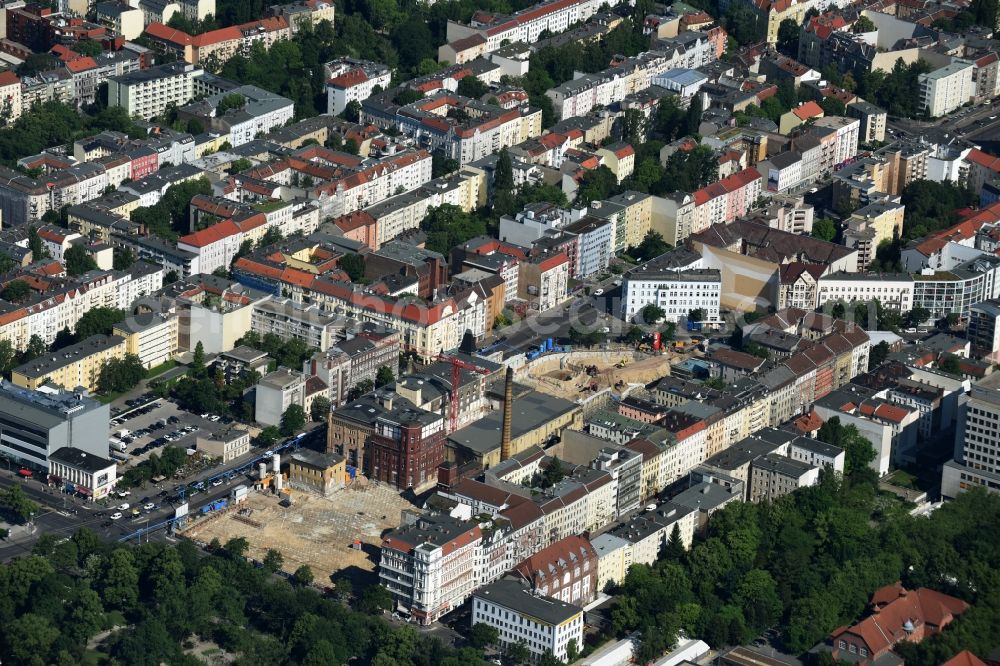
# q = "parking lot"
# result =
<box><xmin>110</xmin><ymin>397</ymin><xmax>235</xmax><ymax>467</ymax></box>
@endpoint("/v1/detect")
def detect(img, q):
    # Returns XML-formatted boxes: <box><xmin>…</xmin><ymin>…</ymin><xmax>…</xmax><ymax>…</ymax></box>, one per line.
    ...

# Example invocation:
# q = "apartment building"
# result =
<box><xmin>512</xmin><ymin>534</ymin><xmax>597</xmax><ymax>606</ymax></box>
<box><xmin>472</xmin><ymin>580</ymin><xmax>584</xmax><ymax>662</ymax></box>
<box><xmin>518</xmin><ymin>251</ymin><xmax>570</xmax><ymax>313</ymax></box>
<box><xmin>0</xmin><ymin>70</ymin><xmax>22</xmax><ymax>126</ymax></box>
<box><xmin>177</xmin><ymin>85</ymin><xmax>294</xmax><ymax>146</ymax></box>
<box><xmin>621</xmin><ymin>265</ymin><xmax>721</xmax><ymax>324</ymax></box>
<box><xmin>749</xmin><ymin>453</ymin><xmax>820</xmax><ymax>502</ymax></box>
<box><xmin>47</xmin><ymin>447</ymin><xmax>117</xmax><ymax>501</ymax></box>
<box><xmin>817</xmin><ymin>272</ymin><xmax>914</xmax><ymax>313</ymax></box>
<box><xmin>0</xmin><ymin>381</ymin><xmax>110</xmax><ymax>471</ymax></box>
<box><xmin>255</xmin><ymin>368</ymin><xmax>306</xmax><ymax>427</ymax></box>
<box><xmin>441</xmin><ymin>0</ymin><xmax>621</xmax><ymax>61</ymax></box>
<box><xmin>112</xmin><ymin>312</ymin><xmax>179</xmax><ymax>369</ymax></box>
<box><xmin>107</xmin><ymin>62</ymin><xmax>205</xmax><ymax>120</ymax></box>
<box><xmin>843</xmin><ymin>197</ymin><xmax>905</xmax><ymax>270</ymax></box>
<box><xmin>912</xmin><ymin>255</ymin><xmax>1000</xmax><ymax>321</ymax></box>
<box><xmin>919</xmin><ymin>61</ymin><xmax>975</xmax><ymax>118</ymax></box>
<box><xmin>691</xmin><ymin>168</ymin><xmax>763</xmax><ymax>233</ymax></box>
<box><xmin>968</xmin><ymin>299</ymin><xmax>1000</xmax><ymax>360</ymax></box>
<box><xmin>11</xmin><ymin>334</ymin><xmax>126</xmax><ymax>393</ymax></box>
<box><xmin>251</xmin><ymin>298</ymin><xmax>344</xmax><ymax>351</ymax></box>
<box><xmin>195</xmin><ymin>427</ymin><xmax>251</xmax><ymax>463</ymax></box>
<box><xmin>325</xmin><ymin>58</ymin><xmax>392</xmax><ymax>115</ymax></box>
<box><xmin>239</xmin><ymin>146</ymin><xmax>432</xmax><ymax>219</ymax></box>
<box><xmin>94</xmin><ymin>1</ymin><xmax>144</xmax><ymax>40</ymax></box>
<box><xmin>847</xmin><ymin>100</ymin><xmax>887</xmax><ymax>143</ymax></box>
<box><xmin>563</xmin><ymin>216</ymin><xmax>614</xmax><ymax>278</ymax></box>
<box><xmin>942</xmin><ymin>372</ymin><xmax>1000</xmax><ymax>497</ymax></box>
<box><xmin>372</xmin><ymin>92</ymin><xmax>542</xmax><ymax>166</ymax></box>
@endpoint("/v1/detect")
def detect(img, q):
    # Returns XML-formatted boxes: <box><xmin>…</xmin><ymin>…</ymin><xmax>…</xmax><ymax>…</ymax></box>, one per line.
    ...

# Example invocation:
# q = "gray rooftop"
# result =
<box><xmin>447</xmin><ymin>391</ymin><xmax>579</xmax><ymax>455</ymax></box>
<box><xmin>474</xmin><ymin>579</ymin><xmax>582</xmax><ymax>626</ymax></box>
<box><xmin>12</xmin><ymin>335</ymin><xmax>125</xmax><ymax>380</ymax></box>
<box><xmin>48</xmin><ymin>446</ymin><xmax>114</xmax><ymax>473</ymax></box>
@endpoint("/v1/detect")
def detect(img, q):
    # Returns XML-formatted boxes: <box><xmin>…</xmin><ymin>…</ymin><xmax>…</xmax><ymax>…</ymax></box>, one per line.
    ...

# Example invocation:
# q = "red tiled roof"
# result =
<box><xmin>144</xmin><ymin>22</ymin><xmax>193</xmax><ymax>46</ymax></box>
<box><xmin>178</xmin><ymin>220</ymin><xmax>241</xmax><ymax>248</ymax></box>
<box><xmin>942</xmin><ymin>651</ymin><xmax>988</xmax><ymax>666</ymax></box>
<box><xmin>793</xmin><ymin>100</ymin><xmax>824</xmax><ymax>120</ymax></box>
<box><xmin>0</xmin><ymin>70</ymin><xmax>18</xmax><ymax>87</ymax></box>
<box><xmin>329</xmin><ymin>68</ymin><xmax>368</xmax><ymax>88</ymax></box>
<box><xmin>65</xmin><ymin>56</ymin><xmax>97</xmax><ymax>73</ymax></box>
<box><xmin>965</xmin><ymin>147</ymin><xmax>1000</xmax><ymax>172</ymax></box>
<box><xmin>832</xmin><ymin>586</ymin><xmax>968</xmax><ymax>658</ymax></box>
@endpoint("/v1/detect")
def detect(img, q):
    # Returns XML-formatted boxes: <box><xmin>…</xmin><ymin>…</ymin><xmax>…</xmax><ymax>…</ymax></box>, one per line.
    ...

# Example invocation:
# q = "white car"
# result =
<box><xmin>211</xmin><ymin>479</ymin><xmax>223</xmax><ymax>487</ymax></box>
<box><xmin>118</xmin><ymin>503</ymin><xmax>130</xmax><ymax>511</ymax></box>
<box><xmin>110</xmin><ymin>512</ymin><xmax>123</xmax><ymax>520</ymax></box>
<box><xmin>143</xmin><ymin>502</ymin><xmax>155</xmax><ymax>511</ymax></box>
<box><xmin>593</xmin><ymin>288</ymin><xmax>604</xmax><ymax>296</ymax></box>
<box><xmin>600</xmin><ymin>326</ymin><xmax>610</xmax><ymax>334</ymax></box>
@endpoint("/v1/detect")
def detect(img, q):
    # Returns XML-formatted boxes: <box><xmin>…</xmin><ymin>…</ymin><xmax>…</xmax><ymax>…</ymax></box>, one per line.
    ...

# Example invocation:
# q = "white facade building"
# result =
<box><xmin>622</xmin><ymin>268</ymin><xmax>721</xmax><ymax>323</ymax></box>
<box><xmin>326</xmin><ymin>58</ymin><xmax>392</xmax><ymax>115</ymax></box>
<box><xmin>472</xmin><ymin>579</ymin><xmax>584</xmax><ymax>663</ymax></box>
<box><xmin>919</xmin><ymin>61</ymin><xmax>975</xmax><ymax>118</ymax></box>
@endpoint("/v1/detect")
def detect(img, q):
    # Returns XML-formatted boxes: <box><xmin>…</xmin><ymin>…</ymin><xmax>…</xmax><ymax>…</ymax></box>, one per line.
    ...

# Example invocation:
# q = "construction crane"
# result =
<box><xmin>438</xmin><ymin>354</ymin><xmax>493</xmax><ymax>433</ymax></box>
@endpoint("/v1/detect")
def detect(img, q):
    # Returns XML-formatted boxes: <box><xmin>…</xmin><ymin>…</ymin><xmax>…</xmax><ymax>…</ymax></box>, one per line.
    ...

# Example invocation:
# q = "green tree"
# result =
<box><xmin>112</xmin><ymin>247</ymin><xmax>136</xmax><ymax>271</ymax></box>
<box><xmin>852</xmin><ymin>15</ymin><xmax>876</xmax><ymax>32</ymax></box>
<box><xmin>294</xmin><ymin>564</ymin><xmax>314</xmax><ymax>586</ymax></box>
<box><xmin>191</xmin><ymin>341</ymin><xmax>206</xmax><ymax>376</ymax></box>
<box><xmin>1</xmin><ymin>279</ymin><xmax>31</xmax><ymax>303</ymax></box>
<box><xmin>0</xmin><ymin>483</ymin><xmax>38</xmax><ymax>523</ymax></box>
<box><xmin>310</xmin><ymin>395</ymin><xmax>331</xmax><ymax>421</ymax></box>
<box><xmin>469</xmin><ymin>622</ymin><xmax>499</xmax><ymax>648</ymax></box>
<box><xmin>358</xmin><ymin>584</ymin><xmax>393</xmax><ymax>614</ymax></box>
<box><xmin>939</xmin><ymin>354</ymin><xmax>962</xmax><ymax>376</ymax></box>
<box><xmin>812</xmin><ymin>217</ymin><xmax>837</xmax><ymax>242</ymax></box>
<box><xmin>420</xmin><ymin>204</ymin><xmax>486</xmax><ymax>256</ymax></box>
<box><xmin>507</xmin><ymin>640</ymin><xmax>531</xmax><ymax>664</ymax></box>
<box><xmin>280</xmin><ymin>403</ymin><xmax>307</xmax><ymax>436</ymax></box>
<box><xmin>868</xmin><ymin>341</ymin><xmax>890</xmax><ymax>370</ymax></box>
<box><xmin>817</xmin><ymin>416</ymin><xmax>876</xmax><ymax>476</ymax></box>
<box><xmin>776</xmin><ymin>18</ymin><xmax>800</xmax><ymax>56</ymax></box>
<box><xmin>97</xmin><ymin>354</ymin><xmax>146</xmax><ymax>394</ymax></box>
<box><xmin>631</xmin><ymin>230</ymin><xmax>670</xmax><ymax>261</ymax></box>
<box><xmin>821</xmin><ymin>96</ymin><xmax>847</xmax><ymax>117</ymax></box>
<box><xmin>640</xmin><ymin>303</ymin><xmax>666</xmax><ymax>324</ymax></box>
<box><xmin>576</xmin><ymin>165</ymin><xmax>617</xmax><ymax>203</ymax></box>
<box><xmin>74</xmin><ymin>306</ymin><xmax>126</xmax><ymax>339</ymax></box>
<box><xmin>540</xmin><ymin>456</ymin><xmax>566</xmax><ymax>488</ymax></box>
<box><xmin>456</xmin><ymin>75</ymin><xmax>489</xmax><ymax>98</ymax></box>
<box><xmin>64</xmin><ymin>245</ymin><xmax>98</xmax><ymax>276</ymax></box>
<box><xmin>495</xmin><ymin>148</ymin><xmax>515</xmax><ymax>191</ymax></box>
<box><xmin>688</xmin><ymin>308</ymin><xmax>705</xmax><ymax>322</ymax></box>
<box><xmin>339</xmin><ymin>253</ymin><xmax>365</xmax><ymax>281</ymax></box>
<box><xmin>375</xmin><ymin>365</ymin><xmax>395</xmax><ymax>388</ymax></box>
<box><xmin>348</xmin><ymin>378</ymin><xmax>374</xmax><ymax>400</ymax></box>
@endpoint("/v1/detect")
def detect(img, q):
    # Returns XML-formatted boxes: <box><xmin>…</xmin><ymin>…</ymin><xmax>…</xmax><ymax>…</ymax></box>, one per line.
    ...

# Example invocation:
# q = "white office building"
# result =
<box><xmin>107</xmin><ymin>62</ymin><xmax>206</xmax><ymax>120</ymax></box>
<box><xmin>942</xmin><ymin>372</ymin><xmax>1000</xmax><ymax>497</ymax></box>
<box><xmin>622</xmin><ymin>265</ymin><xmax>721</xmax><ymax>324</ymax></box>
<box><xmin>472</xmin><ymin>579</ymin><xmax>584</xmax><ymax>662</ymax></box>
<box><xmin>325</xmin><ymin>58</ymin><xmax>392</xmax><ymax>115</ymax></box>
<box><xmin>919</xmin><ymin>61</ymin><xmax>974</xmax><ymax>118</ymax></box>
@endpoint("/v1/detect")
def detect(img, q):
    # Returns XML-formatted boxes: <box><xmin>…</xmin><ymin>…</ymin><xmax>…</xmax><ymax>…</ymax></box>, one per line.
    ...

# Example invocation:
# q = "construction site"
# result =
<box><xmin>519</xmin><ymin>348</ymin><xmax>675</xmax><ymax>402</ymax></box>
<box><xmin>181</xmin><ymin>480</ymin><xmax>412</xmax><ymax>584</ymax></box>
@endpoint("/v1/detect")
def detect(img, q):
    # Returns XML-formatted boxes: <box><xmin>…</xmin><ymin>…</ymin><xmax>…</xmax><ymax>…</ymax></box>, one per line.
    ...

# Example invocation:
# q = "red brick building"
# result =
<box><xmin>367</xmin><ymin>399</ymin><xmax>447</xmax><ymax>490</ymax></box>
<box><xmin>830</xmin><ymin>583</ymin><xmax>968</xmax><ymax>664</ymax></box>
<box><xmin>513</xmin><ymin>534</ymin><xmax>598</xmax><ymax>606</ymax></box>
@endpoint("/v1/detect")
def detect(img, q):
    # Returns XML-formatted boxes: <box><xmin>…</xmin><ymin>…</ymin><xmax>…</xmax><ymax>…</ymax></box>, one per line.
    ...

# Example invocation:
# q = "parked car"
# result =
<box><xmin>118</xmin><ymin>503</ymin><xmax>130</xmax><ymax>511</ymax></box>
<box><xmin>143</xmin><ymin>502</ymin><xmax>155</xmax><ymax>511</ymax></box>
<box><xmin>110</xmin><ymin>512</ymin><xmax>123</xmax><ymax>520</ymax></box>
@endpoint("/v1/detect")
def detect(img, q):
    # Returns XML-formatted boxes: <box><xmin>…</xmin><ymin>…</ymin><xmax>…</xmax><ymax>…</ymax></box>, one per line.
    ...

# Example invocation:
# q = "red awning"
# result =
<box><xmin>18</xmin><ymin>469</ymin><xmax>33</xmax><ymax>477</ymax></box>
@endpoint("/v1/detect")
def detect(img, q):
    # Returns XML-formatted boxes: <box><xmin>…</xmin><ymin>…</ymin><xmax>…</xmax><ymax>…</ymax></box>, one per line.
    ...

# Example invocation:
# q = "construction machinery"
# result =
<box><xmin>438</xmin><ymin>354</ymin><xmax>494</xmax><ymax>432</ymax></box>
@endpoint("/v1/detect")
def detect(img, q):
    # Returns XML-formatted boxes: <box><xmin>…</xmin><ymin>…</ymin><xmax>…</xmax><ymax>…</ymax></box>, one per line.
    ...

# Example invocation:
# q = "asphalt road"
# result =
<box><xmin>0</xmin><ymin>427</ymin><xmax>326</xmax><ymax>559</ymax></box>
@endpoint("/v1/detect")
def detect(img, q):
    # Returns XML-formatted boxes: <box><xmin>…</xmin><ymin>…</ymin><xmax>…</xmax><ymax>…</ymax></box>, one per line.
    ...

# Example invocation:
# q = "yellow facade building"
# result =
<box><xmin>11</xmin><ymin>334</ymin><xmax>126</xmax><ymax>393</ymax></box>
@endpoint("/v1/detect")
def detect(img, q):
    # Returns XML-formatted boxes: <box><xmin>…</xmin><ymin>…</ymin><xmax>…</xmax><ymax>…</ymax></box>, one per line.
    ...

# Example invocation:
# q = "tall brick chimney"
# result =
<box><xmin>501</xmin><ymin>367</ymin><xmax>514</xmax><ymax>461</ymax></box>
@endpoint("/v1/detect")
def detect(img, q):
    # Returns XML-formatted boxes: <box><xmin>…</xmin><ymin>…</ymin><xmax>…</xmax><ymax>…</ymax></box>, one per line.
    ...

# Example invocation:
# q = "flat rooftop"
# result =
<box><xmin>474</xmin><ymin>579</ymin><xmax>582</xmax><ymax>626</ymax></box>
